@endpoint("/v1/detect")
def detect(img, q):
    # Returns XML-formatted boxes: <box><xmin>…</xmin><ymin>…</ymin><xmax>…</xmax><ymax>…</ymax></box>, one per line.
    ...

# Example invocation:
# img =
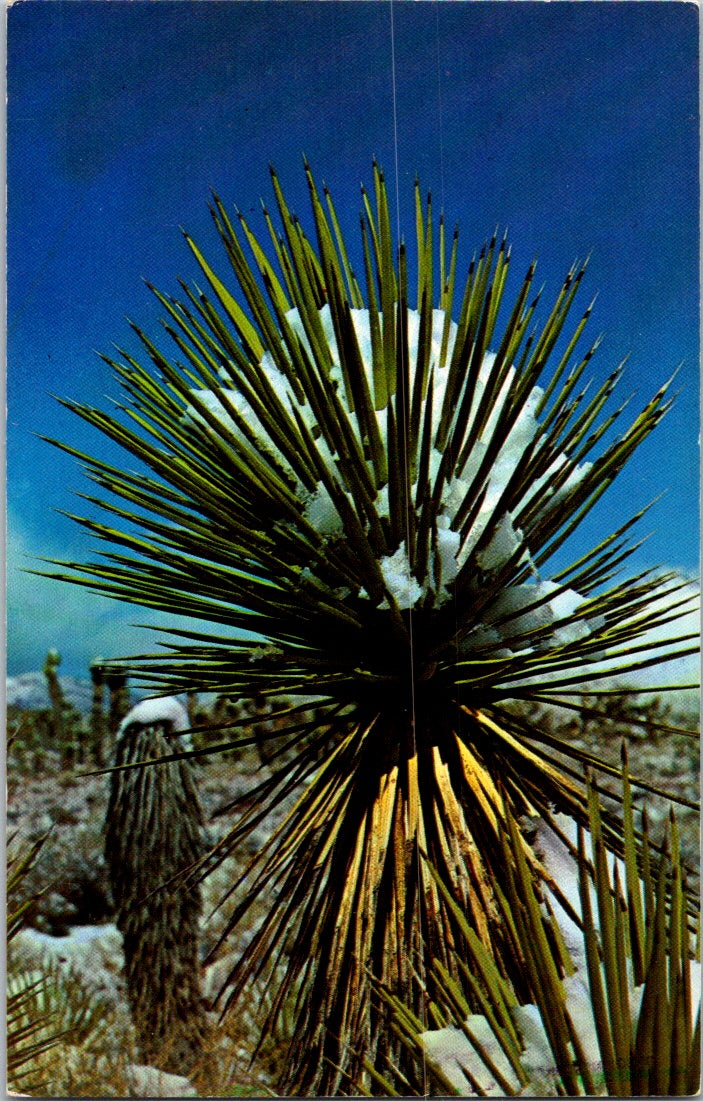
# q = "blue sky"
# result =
<box><xmin>7</xmin><ymin>1</ymin><xmax>699</xmax><ymax>677</ymax></box>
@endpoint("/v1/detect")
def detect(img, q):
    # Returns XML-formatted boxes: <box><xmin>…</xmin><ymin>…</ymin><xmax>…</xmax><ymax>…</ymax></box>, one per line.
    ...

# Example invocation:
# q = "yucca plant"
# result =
<box><xmin>41</xmin><ymin>161</ymin><xmax>698</xmax><ymax>1092</ymax></box>
<box><xmin>376</xmin><ymin>749</ymin><xmax>700</xmax><ymax>1097</ymax></box>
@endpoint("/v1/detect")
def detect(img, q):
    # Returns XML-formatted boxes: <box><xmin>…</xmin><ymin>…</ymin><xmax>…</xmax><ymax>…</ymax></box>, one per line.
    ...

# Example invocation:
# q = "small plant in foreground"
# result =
<box><xmin>7</xmin><ymin>833</ymin><xmax>66</xmax><ymax>1094</ymax></box>
<box><xmin>42</xmin><ymin>161</ymin><xmax>698</xmax><ymax>1092</ymax></box>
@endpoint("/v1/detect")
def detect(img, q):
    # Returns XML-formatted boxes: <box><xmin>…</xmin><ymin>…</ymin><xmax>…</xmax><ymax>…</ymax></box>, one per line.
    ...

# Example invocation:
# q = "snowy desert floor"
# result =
<box><xmin>6</xmin><ymin>689</ymin><xmax>699</xmax><ymax>1098</ymax></box>
<box><xmin>7</xmin><ymin>706</ymin><xmax>297</xmax><ymax>1098</ymax></box>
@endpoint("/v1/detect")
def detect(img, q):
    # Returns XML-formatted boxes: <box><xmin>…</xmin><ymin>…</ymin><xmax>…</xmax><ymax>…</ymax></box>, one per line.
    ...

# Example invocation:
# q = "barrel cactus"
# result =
<box><xmin>104</xmin><ymin>697</ymin><xmax>209</xmax><ymax>1076</ymax></box>
<box><xmin>46</xmin><ymin>161</ymin><xmax>698</xmax><ymax>1092</ymax></box>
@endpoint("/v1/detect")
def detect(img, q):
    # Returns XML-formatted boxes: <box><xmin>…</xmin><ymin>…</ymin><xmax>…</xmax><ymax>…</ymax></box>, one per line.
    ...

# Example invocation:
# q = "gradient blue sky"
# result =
<box><xmin>7</xmin><ymin>1</ymin><xmax>699</xmax><ymax>677</ymax></box>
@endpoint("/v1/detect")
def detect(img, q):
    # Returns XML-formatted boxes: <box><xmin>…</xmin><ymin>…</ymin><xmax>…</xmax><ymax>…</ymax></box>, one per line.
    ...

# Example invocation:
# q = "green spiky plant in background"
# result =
<box><xmin>41</xmin><ymin>161</ymin><xmax>698</xmax><ymax>1093</ymax></box>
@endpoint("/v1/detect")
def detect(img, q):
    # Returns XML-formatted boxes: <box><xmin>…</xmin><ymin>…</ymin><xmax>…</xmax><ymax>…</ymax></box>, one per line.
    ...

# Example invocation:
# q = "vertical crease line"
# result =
<box><xmin>435</xmin><ymin>3</ymin><xmax>446</xmax><ymax>214</ymax></box>
<box><xmin>389</xmin><ymin>2</ymin><xmax>428</xmax><ymax>1097</ymax></box>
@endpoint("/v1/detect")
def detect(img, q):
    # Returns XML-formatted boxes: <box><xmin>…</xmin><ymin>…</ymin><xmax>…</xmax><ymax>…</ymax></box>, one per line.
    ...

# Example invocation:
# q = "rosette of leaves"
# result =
<box><xmin>42</xmin><ymin>161</ymin><xmax>698</xmax><ymax>1093</ymax></box>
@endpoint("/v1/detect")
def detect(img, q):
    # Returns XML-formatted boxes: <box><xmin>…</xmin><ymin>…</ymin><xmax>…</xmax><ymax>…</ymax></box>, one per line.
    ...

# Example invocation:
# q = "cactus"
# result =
<box><xmin>42</xmin><ymin>649</ymin><xmax>83</xmax><ymax>767</ymax></box>
<box><xmin>104</xmin><ymin>697</ymin><xmax>209</xmax><ymax>1076</ymax></box>
<box><xmin>42</xmin><ymin>649</ymin><xmax>66</xmax><ymax>756</ymax></box>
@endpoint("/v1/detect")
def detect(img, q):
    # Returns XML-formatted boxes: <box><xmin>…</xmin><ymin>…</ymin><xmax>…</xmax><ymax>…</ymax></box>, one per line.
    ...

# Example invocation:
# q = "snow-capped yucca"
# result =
<box><xmin>44</xmin><ymin>162</ymin><xmax>698</xmax><ymax>1093</ymax></box>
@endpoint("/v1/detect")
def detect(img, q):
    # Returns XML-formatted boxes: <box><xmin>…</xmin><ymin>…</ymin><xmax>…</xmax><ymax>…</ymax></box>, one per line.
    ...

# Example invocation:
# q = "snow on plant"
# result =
<box><xmin>43</xmin><ymin>161</ymin><xmax>698</xmax><ymax>1094</ymax></box>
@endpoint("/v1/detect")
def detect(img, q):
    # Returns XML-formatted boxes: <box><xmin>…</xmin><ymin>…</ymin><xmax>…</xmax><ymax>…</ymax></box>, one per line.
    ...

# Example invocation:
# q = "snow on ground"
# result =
<box><xmin>11</xmin><ymin>922</ymin><xmax>123</xmax><ymax>991</ymax></box>
<box><xmin>6</xmin><ymin>672</ymin><xmax>97</xmax><ymax>716</ymax></box>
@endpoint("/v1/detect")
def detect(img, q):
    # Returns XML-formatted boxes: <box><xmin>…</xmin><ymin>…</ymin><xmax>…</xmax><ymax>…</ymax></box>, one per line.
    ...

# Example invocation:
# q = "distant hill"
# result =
<box><xmin>7</xmin><ymin>673</ymin><xmax>112</xmax><ymax>717</ymax></box>
<box><xmin>5</xmin><ymin>673</ymin><xmax>184</xmax><ymax>718</ymax></box>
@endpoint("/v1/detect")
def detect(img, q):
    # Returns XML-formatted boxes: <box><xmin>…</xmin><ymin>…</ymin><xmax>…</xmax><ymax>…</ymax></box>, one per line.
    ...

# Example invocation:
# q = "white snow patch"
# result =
<box><xmin>459</xmin><ymin>625</ymin><xmax>504</xmax><ymax>654</ymax></box>
<box><xmin>10</xmin><ymin>924</ymin><xmax>125</xmax><ymax>1008</ymax></box>
<box><xmin>126</xmin><ymin>1065</ymin><xmax>197</xmax><ymax>1098</ymax></box>
<box><xmin>118</xmin><ymin>696</ymin><xmax>189</xmax><ymax>737</ymax></box>
<box><xmin>303</xmin><ymin>483</ymin><xmax>344</xmax><ymax>537</ymax></box>
<box><xmin>184</xmin><ymin>388</ymin><xmax>246</xmax><ymax>438</ymax></box>
<box><xmin>379</xmin><ymin>545</ymin><xmax>424</xmax><ymax>609</ymax></box>
<box><xmin>421</xmin><ymin>1014</ymin><xmax>519</xmax><ymax>1095</ymax></box>
<box><xmin>476</xmin><ymin>512</ymin><xmax>524</xmax><ymax>572</ymax></box>
<box><xmin>432</xmin><ymin>522</ymin><xmax>462</xmax><ymax>602</ymax></box>
<box><xmin>481</xmin><ymin>581</ymin><xmax>592</xmax><ymax>654</ymax></box>
<box><xmin>487</xmin><ymin>584</ymin><xmax>557</xmax><ymax>636</ymax></box>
